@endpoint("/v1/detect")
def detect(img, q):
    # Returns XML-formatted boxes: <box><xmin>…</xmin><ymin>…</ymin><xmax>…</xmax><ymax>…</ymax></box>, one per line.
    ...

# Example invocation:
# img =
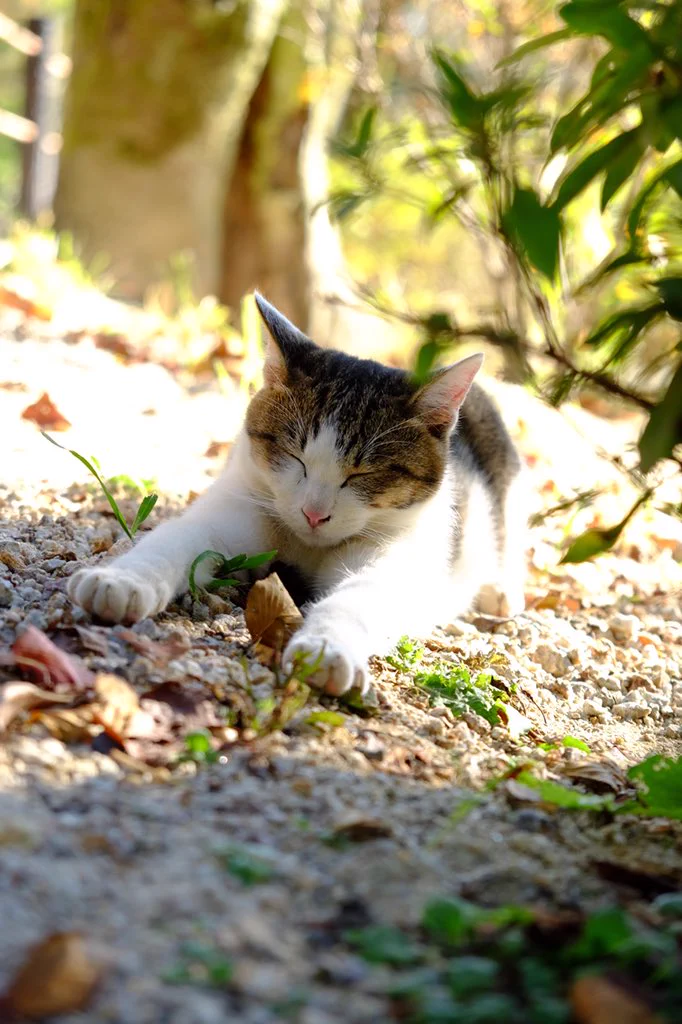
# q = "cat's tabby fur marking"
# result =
<box><xmin>69</xmin><ymin>294</ymin><xmax>527</xmax><ymax>695</ymax></box>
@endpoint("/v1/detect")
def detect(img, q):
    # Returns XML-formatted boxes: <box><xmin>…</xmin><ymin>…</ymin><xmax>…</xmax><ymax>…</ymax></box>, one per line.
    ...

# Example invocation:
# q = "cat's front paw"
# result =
<box><xmin>283</xmin><ymin>630</ymin><xmax>369</xmax><ymax>697</ymax></box>
<box><xmin>67</xmin><ymin>566</ymin><xmax>173</xmax><ymax>624</ymax></box>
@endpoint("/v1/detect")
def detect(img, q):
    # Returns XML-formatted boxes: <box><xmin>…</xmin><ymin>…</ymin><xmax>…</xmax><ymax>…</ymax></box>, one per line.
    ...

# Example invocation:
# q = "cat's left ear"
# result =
<box><xmin>414</xmin><ymin>353</ymin><xmax>484</xmax><ymax>431</ymax></box>
<box><xmin>254</xmin><ymin>292</ymin><xmax>313</xmax><ymax>385</ymax></box>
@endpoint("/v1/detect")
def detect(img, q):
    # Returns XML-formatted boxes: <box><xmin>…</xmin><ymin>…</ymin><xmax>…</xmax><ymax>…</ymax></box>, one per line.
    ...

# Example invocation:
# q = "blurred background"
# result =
<box><xmin>1</xmin><ymin>0</ymin><xmax>681</xmax><ymax>552</ymax></box>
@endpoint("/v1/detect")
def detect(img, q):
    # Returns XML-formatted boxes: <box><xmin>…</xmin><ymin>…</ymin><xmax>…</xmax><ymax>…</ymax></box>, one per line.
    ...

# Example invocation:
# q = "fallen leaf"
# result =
<box><xmin>117</xmin><ymin>628</ymin><xmax>191</xmax><ymax>667</ymax></box>
<box><xmin>21</xmin><ymin>392</ymin><xmax>71</xmax><ymax>431</ymax></box>
<box><xmin>244</xmin><ymin>573</ymin><xmax>302</xmax><ymax>651</ymax></box>
<box><xmin>2</xmin><ymin>932</ymin><xmax>101</xmax><ymax>1018</ymax></box>
<box><xmin>571</xmin><ymin>975</ymin><xmax>660</xmax><ymax>1024</ymax></box>
<box><xmin>331</xmin><ymin>816</ymin><xmax>393</xmax><ymax>842</ymax></box>
<box><xmin>93</xmin><ymin>331</ymin><xmax>136</xmax><ymax>361</ymax></box>
<box><xmin>561</xmin><ymin>759</ymin><xmax>631</xmax><ymax>795</ymax></box>
<box><xmin>0</xmin><ymin>282</ymin><xmax>51</xmax><ymax>320</ymax></box>
<box><xmin>13</xmin><ymin>626</ymin><xmax>94</xmax><ymax>692</ymax></box>
<box><xmin>534</xmin><ymin>591</ymin><xmax>561</xmax><ymax>611</ymax></box>
<box><xmin>36</xmin><ymin>706</ymin><xmax>95</xmax><ymax>744</ymax></box>
<box><xmin>0</xmin><ymin>682</ymin><xmax>75</xmax><ymax>732</ymax></box>
<box><xmin>94</xmin><ymin>673</ymin><xmax>140</xmax><ymax>740</ymax></box>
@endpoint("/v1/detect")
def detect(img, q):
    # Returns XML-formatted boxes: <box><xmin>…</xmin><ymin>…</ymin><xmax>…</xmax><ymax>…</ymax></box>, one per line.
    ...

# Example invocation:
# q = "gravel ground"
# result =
<box><xmin>1</xmin><ymin>319</ymin><xmax>681</xmax><ymax>1022</ymax></box>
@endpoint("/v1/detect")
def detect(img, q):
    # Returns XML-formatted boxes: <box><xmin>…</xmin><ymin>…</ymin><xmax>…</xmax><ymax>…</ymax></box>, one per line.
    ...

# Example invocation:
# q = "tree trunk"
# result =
<box><xmin>55</xmin><ymin>0</ymin><xmax>287</xmax><ymax>301</ymax></box>
<box><xmin>220</xmin><ymin>6</ymin><xmax>309</xmax><ymax>328</ymax></box>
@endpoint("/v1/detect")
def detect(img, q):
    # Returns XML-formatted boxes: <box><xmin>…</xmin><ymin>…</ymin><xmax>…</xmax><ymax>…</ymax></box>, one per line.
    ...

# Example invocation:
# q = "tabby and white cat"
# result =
<box><xmin>68</xmin><ymin>295</ymin><xmax>527</xmax><ymax>695</ymax></box>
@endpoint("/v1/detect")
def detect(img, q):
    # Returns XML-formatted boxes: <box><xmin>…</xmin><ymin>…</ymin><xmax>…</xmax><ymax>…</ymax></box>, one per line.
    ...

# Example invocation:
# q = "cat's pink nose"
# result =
<box><xmin>302</xmin><ymin>507</ymin><xmax>331</xmax><ymax>529</ymax></box>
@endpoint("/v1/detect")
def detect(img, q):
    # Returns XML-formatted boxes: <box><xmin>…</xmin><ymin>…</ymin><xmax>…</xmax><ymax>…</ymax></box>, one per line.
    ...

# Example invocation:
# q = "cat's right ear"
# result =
<box><xmin>254</xmin><ymin>292</ymin><xmax>312</xmax><ymax>385</ymax></box>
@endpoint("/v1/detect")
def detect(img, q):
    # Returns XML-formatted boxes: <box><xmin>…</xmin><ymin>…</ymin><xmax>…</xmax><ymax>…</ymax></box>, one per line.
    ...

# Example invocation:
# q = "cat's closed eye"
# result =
<box><xmin>292</xmin><ymin>455</ymin><xmax>307</xmax><ymax>477</ymax></box>
<box><xmin>340</xmin><ymin>471</ymin><xmax>372</xmax><ymax>489</ymax></box>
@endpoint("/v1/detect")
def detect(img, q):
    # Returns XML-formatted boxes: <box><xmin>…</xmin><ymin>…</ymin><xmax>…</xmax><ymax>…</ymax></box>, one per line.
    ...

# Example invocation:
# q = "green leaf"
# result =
<box><xmin>237</xmin><ymin>549</ymin><xmax>277</xmax><ymax>571</ymax></box>
<box><xmin>601</xmin><ymin>131</ymin><xmax>644</xmax><ymax>209</ymax></box>
<box><xmin>561</xmin><ymin>490</ymin><xmax>651</xmax><ymax>564</ymax></box>
<box><xmin>627</xmin><ymin>754</ymin><xmax>682</xmax><ymax>819</ymax></box>
<box><xmin>499</xmin><ymin>28</ymin><xmax>572</xmax><ymax>67</ymax></box>
<box><xmin>433</xmin><ymin>51</ymin><xmax>484</xmax><ymax>131</ymax></box>
<box><xmin>345</xmin><ymin>925</ymin><xmax>421</xmax><ymax>965</ymax></box>
<box><xmin>413</xmin><ymin>340</ymin><xmax>441</xmax><ymax>385</ymax></box>
<box><xmin>329</xmin><ymin>190</ymin><xmax>368</xmax><ymax>220</ymax></box>
<box><xmin>188</xmin><ymin>548</ymin><xmax>276</xmax><ymax>597</ymax></box>
<box><xmin>626</xmin><ymin>157</ymin><xmax>682</xmax><ymax>241</ymax></box>
<box><xmin>567</xmin><ymin>907</ymin><xmax>633</xmax><ymax>960</ymax></box>
<box><xmin>559</xmin><ymin>2</ymin><xmax>655</xmax><ymax>51</ymax></box>
<box><xmin>446</xmin><ymin>956</ymin><xmax>499</xmax><ymax>997</ymax></box>
<box><xmin>656</xmin><ymin>277</ymin><xmax>682</xmax><ymax>322</ymax></box>
<box><xmin>219</xmin><ymin>844</ymin><xmax>277</xmax><ymax>885</ymax></box>
<box><xmin>305</xmin><ymin>710</ymin><xmax>346</xmax><ymax>729</ymax></box>
<box><xmin>42</xmin><ymin>432</ymin><xmax>133</xmax><ymax>540</ymax></box>
<box><xmin>512</xmin><ymin>770</ymin><xmax>612</xmax><ymax>810</ymax></box>
<box><xmin>639</xmin><ymin>361</ymin><xmax>682</xmax><ymax>473</ymax></box>
<box><xmin>553</xmin><ymin>131</ymin><xmax>636</xmax><ymax>211</ymax></box>
<box><xmin>502</xmin><ymin>188</ymin><xmax>561</xmax><ymax>279</ymax></box>
<box><xmin>188</xmin><ymin>550</ymin><xmax>227</xmax><ymax>598</ymax></box>
<box><xmin>351</xmin><ymin>107</ymin><xmax>376</xmax><ymax>158</ymax></box>
<box><xmin>583</xmin><ymin>305</ymin><xmax>656</xmax><ymax>348</ymax></box>
<box><xmin>130</xmin><ymin>493</ymin><xmax>158</xmax><ymax>536</ymax></box>
<box><xmin>562</xmin><ymin>736</ymin><xmax>591</xmax><ymax>753</ymax></box>
<box><xmin>550</xmin><ymin>55</ymin><xmax>650</xmax><ymax>154</ymax></box>
<box><xmin>422</xmin><ymin>897</ymin><xmax>485</xmax><ymax>944</ymax></box>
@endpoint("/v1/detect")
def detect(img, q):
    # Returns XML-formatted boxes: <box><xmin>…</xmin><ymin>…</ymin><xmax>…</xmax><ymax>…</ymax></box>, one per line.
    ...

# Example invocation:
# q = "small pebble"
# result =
<box><xmin>610</xmin><ymin>613</ymin><xmax>639</xmax><ymax>644</ymax></box>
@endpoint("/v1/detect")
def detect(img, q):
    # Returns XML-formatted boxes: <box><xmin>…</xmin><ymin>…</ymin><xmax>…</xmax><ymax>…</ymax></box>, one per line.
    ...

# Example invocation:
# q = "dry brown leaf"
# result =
<box><xmin>534</xmin><ymin>591</ymin><xmax>561</xmax><ymax>611</ymax></box>
<box><xmin>36</xmin><ymin>706</ymin><xmax>95</xmax><ymax>744</ymax></box>
<box><xmin>0</xmin><ymin>282</ymin><xmax>51</xmax><ymax>320</ymax></box>
<box><xmin>571</xmin><ymin>975</ymin><xmax>660</xmax><ymax>1024</ymax></box>
<box><xmin>2</xmin><ymin>932</ymin><xmax>101</xmax><ymax>1018</ymax></box>
<box><xmin>21</xmin><ymin>392</ymin><xmax>71</xmax><ymax>431</ymax></box>
<box><xmin>244</xmin><ymin>573</ymin><xmax>302</xmax><ymax>651</ymax></box>
<box><xmin>0</xmin><ymin>682</ymin><xmax>75</xmax><ymax>732</ymax></box>
<box><xmin>331</xmin><ymin>816</ymin><xmax>393</xmax><ymax>842</ymax></box>
<box><xmin>13</xmin><ymin>626</ymin><xmax>94</xmax><ymax>693</ymax></box>
<box><xmin>561</xmin><ymin>759</ymin><xmax>630</xmax><ymax>795</ymax></box>
<box><xmin>94</xmin><ymin>673</ymin><xmax>140</xmax><ymax>740</ymax></box>
<box><xmin>117</xmin><ymin>628</ymin><xmax>191</xmax><ymax>667</ymax></box>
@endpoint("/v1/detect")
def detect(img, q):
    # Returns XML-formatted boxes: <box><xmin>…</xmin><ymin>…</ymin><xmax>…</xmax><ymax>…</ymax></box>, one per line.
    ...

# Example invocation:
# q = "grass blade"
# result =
<box><xmin>42</xmin><ymin>431</ymin><xmax>133</xmax><ymax>540</ymax></box>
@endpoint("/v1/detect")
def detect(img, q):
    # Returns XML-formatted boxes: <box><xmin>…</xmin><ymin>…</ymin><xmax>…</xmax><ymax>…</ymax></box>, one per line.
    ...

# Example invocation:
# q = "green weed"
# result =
<box><xmin>217</xmin><ymin>844</ymin><xmax>278</xmax><ymax>885</ymax></box>
<box><xmin>43</xmin><ymin>432</ymin><xmax>157</xmax><ymax>541</ymax></box>
<box><xmin>188</xmin><ymin>548</ymin><xmax>276</xmax><ymax>598</ymax></box>
<box><xmin>178</xmin><ymin>731</ymin><xmax>220</xmax><ymax>765</ymax></box>
<box><xmin>343</xmin><ymin>896</ymin><xmax>682</xmax><ymax>1022</ymax></box>
<box><xmin>163</xmin><ymin>940</ymin><xmax>233</xmax><ymax>988</ymax></box>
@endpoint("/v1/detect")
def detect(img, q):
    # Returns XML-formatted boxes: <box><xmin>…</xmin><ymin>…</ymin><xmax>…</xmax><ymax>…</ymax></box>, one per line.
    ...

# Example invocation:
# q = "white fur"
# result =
<box><xmin>69</xmin><ymin>397</ymin><xmax>526</xmax><ymax>695</ymax></box>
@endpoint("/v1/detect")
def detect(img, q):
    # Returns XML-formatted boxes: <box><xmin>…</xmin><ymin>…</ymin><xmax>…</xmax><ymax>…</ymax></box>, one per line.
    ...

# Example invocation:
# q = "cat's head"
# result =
<box><xmin>245</xmin><ymin>294</ymin><xmax>482</xmax><ymax>548</ymax></box>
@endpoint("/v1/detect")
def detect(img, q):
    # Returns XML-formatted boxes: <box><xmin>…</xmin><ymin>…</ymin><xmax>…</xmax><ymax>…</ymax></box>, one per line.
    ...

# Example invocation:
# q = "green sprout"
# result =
<box><xmin>42</xmin><ymin>431</ymin><xmax>157</xmax><ymax>541</ymax></box>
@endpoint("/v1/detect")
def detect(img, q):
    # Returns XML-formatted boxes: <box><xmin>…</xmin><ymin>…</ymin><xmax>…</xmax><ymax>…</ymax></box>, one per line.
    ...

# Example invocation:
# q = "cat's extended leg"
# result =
<box><xmin>68</xmin><ymin>450</ymin><xmax>271</xmax><ymax>623</ymax></box>
<box><xmin>476</xmin><ymin>470</ymin><xmax>529</xmax><ymax>617</ymax></box>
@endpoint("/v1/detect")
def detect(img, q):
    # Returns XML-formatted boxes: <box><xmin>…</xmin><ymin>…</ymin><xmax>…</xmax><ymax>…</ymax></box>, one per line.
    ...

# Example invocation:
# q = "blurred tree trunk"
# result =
<box><xmin>220</xmin><ymin>0</ymin><xmax>376</xmax><ymax>338</ymax></box>
<box><xmin>55</xmin><ymin>0</ymin><xmax>286</xmax><ymax>301</ymax></box>
<box><xmin>220</xmin><ymin>6</ymin><xmax>309</xmax><ymax>327</ymax></box>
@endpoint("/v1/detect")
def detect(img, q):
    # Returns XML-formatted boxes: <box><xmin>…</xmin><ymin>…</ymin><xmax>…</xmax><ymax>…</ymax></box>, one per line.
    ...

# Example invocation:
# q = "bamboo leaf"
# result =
<box><xmin>639</xmin><ymin>361</ymin><xmax>682</xmax><ymax>473</ymax></box>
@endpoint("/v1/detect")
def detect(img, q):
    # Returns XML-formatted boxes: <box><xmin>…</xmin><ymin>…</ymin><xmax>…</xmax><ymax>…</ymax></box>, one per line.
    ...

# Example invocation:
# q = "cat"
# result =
<box><xmin>68</xmin><ymin>294</ymin><xmax>527</xmax><ymax>696</ymax></box>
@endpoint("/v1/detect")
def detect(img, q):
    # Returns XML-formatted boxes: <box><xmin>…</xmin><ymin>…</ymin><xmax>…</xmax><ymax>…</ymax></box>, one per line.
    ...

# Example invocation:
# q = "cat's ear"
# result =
<box><xmin>414</xmin><ymin>353</ymin><xmax>484</xmax><ymax>431</ymax></box>
<box><xmin>254</xmin><ymin>292</ymin><xmax>312</xmax><ymax>385</ymax></box>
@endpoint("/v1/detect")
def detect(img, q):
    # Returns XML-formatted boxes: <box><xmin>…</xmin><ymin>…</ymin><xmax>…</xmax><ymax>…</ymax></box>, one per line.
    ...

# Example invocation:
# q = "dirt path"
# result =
<box><xmin>1</xmin><ymin>320</ymin><xmax>681</xmax><ymax>1023</ymax></box>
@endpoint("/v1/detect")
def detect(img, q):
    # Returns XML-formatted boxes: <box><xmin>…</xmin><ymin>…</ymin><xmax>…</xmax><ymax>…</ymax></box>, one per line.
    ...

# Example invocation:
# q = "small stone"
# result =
<box><xmin>581</xmin><ymin>698</ymin><xmax>607</xmax><ymax>719</ymax></box>
<box><xmin>0</xmin><ymin>580</ymin><xmax>13</xmax><ymax>607</ymax></box>
<box><xmin>532</xmin><ymin>643</ymin><xmax>571</xmax><ymax>677</ymax></box>
<box><xmin>445</xmin><ymin>618</ymin><xmax>479</xmax><ymax>637</ymax></box>
<box><xmin>613</xmin><ymin>702</ymin><xmax>650</xmax><ymax>720</ymax></box>
<box><xmin>610</xmin><ymin>613</ymin><xmax>639</xmax><ymax>644</ymax></box>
